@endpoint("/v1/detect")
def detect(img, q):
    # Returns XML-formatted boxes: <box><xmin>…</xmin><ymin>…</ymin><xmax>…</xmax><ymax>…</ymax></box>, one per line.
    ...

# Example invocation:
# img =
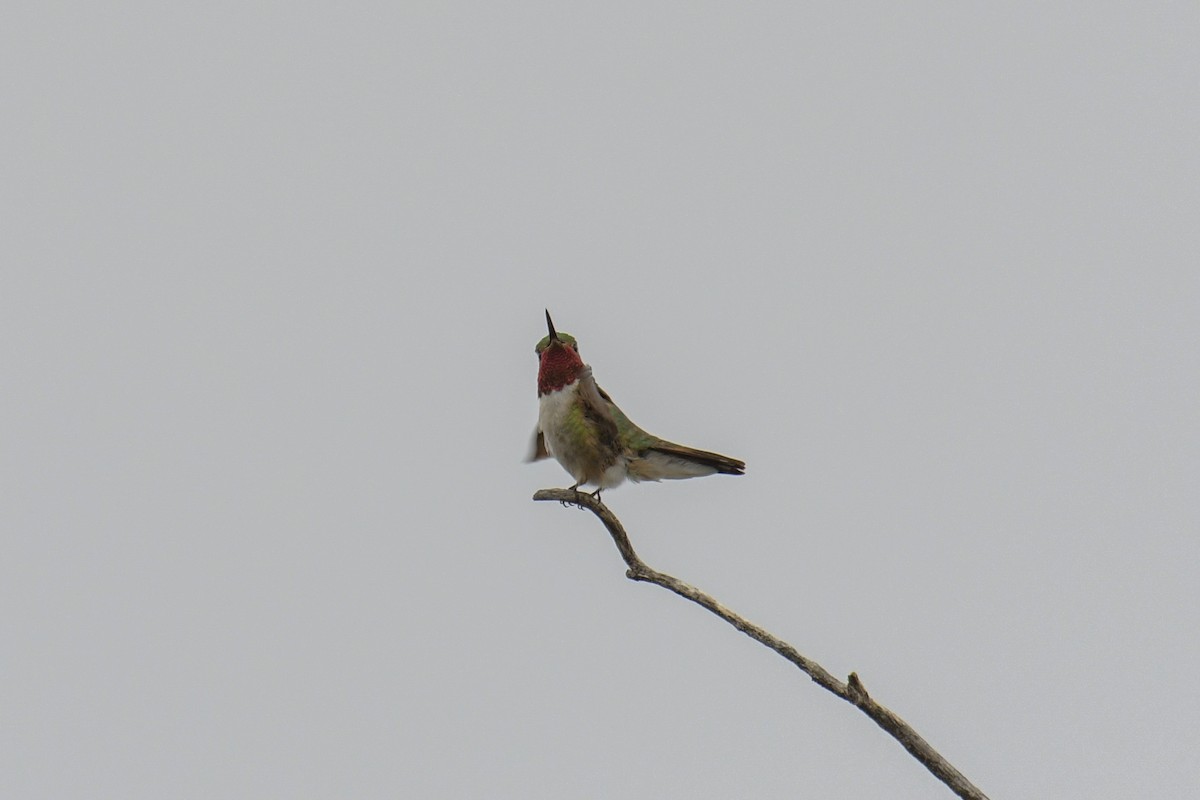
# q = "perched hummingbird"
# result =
<box><xmin>528</xmin><ymin>310</ymin><xmax>745</xmax><ymax>497</ymax></box>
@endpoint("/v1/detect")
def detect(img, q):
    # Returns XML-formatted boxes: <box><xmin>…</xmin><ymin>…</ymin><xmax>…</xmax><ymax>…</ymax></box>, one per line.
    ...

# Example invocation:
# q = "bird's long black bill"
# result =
<box><xmin>545</xmin><ymin>309</ymin><xmax>559</xmax><ymax>342</ymax></box>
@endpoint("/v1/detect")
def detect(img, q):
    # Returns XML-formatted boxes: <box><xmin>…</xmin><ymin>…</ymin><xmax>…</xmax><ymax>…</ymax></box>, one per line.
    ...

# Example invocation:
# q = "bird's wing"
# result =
<box><xmin>526</xmin><ymin>427</ymin><xmax>550</xmax><ymax>462</ymax></box>
<box><xmin>593</xmin><ymin>382</ymin><xmax>640</xmax><ymax>441</ymax></box>
<box><xmin>577</xmin><ymin>367</ymin><xmax>621</xmax><ymax>453</ymax></box>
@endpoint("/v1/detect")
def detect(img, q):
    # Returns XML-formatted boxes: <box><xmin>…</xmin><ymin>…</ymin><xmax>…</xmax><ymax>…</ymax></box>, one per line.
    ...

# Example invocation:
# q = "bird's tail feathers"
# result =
<box><xmin>627</xmin><ymin>442</ymin><xmax>745</xmax><ymax>481</ymax></box>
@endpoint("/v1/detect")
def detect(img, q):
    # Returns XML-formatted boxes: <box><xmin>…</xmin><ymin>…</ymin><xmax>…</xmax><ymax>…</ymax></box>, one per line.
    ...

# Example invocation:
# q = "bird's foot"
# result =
<box><xmin>559</xmin><ymin>483</ymin><xmax>587</xmax><ymax>510</ymax></box>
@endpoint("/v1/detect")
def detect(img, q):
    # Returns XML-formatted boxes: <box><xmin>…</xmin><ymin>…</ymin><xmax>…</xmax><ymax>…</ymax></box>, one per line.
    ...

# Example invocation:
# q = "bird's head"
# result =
<box><xmin>536</xmin><ymin>310</ymin><xmax>585</xmax><ymax>395</ymax></box>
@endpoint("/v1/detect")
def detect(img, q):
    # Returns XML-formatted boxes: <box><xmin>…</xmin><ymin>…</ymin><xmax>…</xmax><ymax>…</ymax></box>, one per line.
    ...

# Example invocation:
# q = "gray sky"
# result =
<box><xmin>3</xmin><ymin>3</ymin><xmax>1197</xmax><ymax>798</ymax></box>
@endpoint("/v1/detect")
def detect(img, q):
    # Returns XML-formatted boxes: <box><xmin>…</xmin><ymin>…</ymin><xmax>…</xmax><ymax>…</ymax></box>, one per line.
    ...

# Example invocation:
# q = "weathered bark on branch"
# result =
<box><xmin>533</xmin><ymin>487</ymin><xmax>990</xmax><ymax>800</ymax></box>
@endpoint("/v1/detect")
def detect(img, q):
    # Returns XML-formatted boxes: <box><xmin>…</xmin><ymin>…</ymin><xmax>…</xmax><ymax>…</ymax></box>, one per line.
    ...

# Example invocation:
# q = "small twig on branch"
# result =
<box><xmin>533</xmin><ymin>488</ymin><xmax>990</xmax><ymax>800</ymax></box>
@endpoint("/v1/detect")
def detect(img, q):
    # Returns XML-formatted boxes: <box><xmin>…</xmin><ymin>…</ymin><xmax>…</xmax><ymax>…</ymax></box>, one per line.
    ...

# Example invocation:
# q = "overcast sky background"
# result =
<box><xmin>3</xmin><ymin>3</ymin><xmax>1197</xmax><ymax>798</ymax></box>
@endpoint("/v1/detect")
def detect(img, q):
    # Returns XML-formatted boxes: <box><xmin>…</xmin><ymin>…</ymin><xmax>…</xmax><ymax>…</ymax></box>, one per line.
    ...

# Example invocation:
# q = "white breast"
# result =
<box><xmin>537</xmin><ymin>382</ymin><xmax>581</xmax><ymax>476</ymax></box>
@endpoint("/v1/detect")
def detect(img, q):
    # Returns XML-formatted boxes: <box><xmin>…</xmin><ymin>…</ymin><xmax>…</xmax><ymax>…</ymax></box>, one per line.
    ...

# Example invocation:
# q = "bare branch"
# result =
<box><xmin>533</xmin><ymin>488</ymin><xmax>990</xmax><ymax>800</ymax></box>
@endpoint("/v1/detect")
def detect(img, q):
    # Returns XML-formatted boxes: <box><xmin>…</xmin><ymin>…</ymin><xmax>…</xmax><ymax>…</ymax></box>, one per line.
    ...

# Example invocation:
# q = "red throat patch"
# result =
<box><xmin>538</xmin><ymin>344</ymin><xmax>584</xmax><ymax>395</ymax></box>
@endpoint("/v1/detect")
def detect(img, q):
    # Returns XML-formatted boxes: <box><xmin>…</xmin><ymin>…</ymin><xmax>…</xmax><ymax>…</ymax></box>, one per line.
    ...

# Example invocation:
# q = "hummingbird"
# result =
<box><xmin>528</xmin><ymin>310</ymin><xmax>745</xmax><ymax>497</ymax></box>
